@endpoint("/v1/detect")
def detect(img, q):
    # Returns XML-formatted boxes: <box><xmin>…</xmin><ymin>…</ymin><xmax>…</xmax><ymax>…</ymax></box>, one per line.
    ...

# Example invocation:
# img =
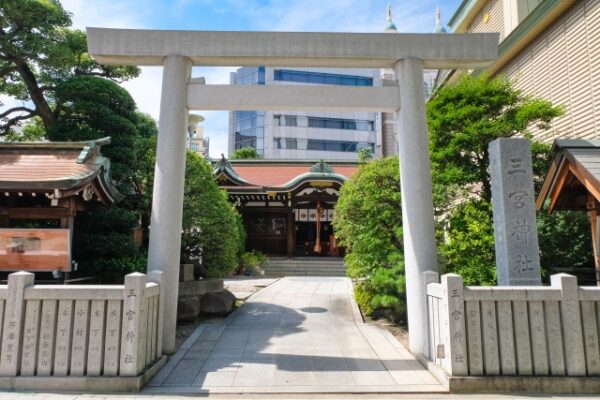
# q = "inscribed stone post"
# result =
<box><xmin>489</xmin><ymin>138</ymin><xmax>541</xmax><ymax>285</ymax></box>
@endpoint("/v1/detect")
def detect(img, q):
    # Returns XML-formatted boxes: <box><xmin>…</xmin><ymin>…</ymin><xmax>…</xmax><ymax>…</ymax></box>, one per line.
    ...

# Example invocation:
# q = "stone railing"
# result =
<box><xmin>0</xmin><ymin>271</ymin><xmax>166</xmax><ymax>391</ymax></box>
<box><xmin>425</xmin><ymin>272</ymin><xmax>600</xmax><ymax>378</ymax></box>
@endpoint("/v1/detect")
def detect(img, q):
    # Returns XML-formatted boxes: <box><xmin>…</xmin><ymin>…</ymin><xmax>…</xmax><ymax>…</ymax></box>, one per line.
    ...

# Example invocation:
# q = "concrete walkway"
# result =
<box><xmin>145</xmin><ymin>277</ymin><xmax>446</xmax><ymax>394</ymax></box>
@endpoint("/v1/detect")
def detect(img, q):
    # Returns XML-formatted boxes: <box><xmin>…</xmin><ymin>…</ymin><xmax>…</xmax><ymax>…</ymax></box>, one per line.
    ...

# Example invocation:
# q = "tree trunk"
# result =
<box><xmin>13</xmin><ymin>58</ymin><xmax>55</xmax><ymax>129</ymax></box>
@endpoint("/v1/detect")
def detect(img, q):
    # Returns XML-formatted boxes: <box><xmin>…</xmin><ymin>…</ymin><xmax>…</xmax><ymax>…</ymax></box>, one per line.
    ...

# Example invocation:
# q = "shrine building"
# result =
<box><xmin>214</xmin><ymin>158</ymin><xmax>358</xmax><ymax>259</ymax></box>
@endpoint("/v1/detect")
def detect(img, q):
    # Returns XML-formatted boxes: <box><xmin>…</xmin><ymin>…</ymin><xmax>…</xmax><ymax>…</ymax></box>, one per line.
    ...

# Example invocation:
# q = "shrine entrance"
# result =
<box><xmin>87</xmin><ymin>27</ymin><xmax>497</xmax><ymax>355</ymax></box>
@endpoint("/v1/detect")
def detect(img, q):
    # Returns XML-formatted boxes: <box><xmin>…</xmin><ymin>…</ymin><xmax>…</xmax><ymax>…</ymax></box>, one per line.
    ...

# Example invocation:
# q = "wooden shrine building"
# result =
<box><xmin>537</xmin><ymin>139</ymin><xmax>600</xmax><ymax>285</ymax></box>
<box><xmin>214</xmin><ymin>158</ymin><xmax>358</xmax><ymax>258</ymax></box>
<box><xmin>0</xmin><ymin>137</ymin><xmax>121</xmax><ymax>274</ymax></box>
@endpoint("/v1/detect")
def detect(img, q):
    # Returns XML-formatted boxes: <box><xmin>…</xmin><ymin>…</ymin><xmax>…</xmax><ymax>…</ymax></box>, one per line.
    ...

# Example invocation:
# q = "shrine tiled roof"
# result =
<box><xmin>214</xmin><ymin>158</ymin><xmax>359</xmax><ymax>190</ymax></box>
<box><xmin>232</xmin><ymin>164</ymin><xmax>359</xmax><ymax>187</ymax></box>
<box><xmin>0</xmin><ymin>137</ymin><xmax>122</xmax><ymax>204</ymax></box>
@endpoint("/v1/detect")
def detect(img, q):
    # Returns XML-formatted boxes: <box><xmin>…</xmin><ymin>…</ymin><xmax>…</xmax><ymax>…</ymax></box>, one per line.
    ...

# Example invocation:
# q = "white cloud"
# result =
<box><xmin>120</xmin><ymin>67</ymin><xmax>163</xmax><ymax>120</ymax></box>
<box><xmin>61</xmin><ymin>0</ymin><xmax>147</xmax><ymax>29</ymax></box>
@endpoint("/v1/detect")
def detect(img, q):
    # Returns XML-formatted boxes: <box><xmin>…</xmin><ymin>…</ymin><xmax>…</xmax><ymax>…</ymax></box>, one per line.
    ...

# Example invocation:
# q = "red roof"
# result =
<box><xmin>0</xmin><ymin>138</ymin><xmax>122</xmax><ymax>204</ymax></box>
<box><xmin>0</xmin><ymin>151</ymin><xmax>96</xmax><ymax>185</ymax></box>
<box><xmin>232</xmin><ymin>164</ymin><xmax>359</xmax><ymax>187</ymax></box>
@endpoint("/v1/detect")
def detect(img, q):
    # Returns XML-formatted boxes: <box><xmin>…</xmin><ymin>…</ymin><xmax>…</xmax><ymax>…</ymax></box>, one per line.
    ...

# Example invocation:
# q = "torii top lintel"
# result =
<box><xmin>86</xmin><ymin>28</ymin><xmax>498</xmax><ymax>70</ymax></box>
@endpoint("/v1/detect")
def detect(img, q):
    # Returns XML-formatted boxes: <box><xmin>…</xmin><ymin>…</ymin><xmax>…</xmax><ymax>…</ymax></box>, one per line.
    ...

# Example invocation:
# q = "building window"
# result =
<box><xmin>286</xmin><ymin>138</ymin><xmax>298</xmax><ymax>149</ymax></box>
<box><xmin>274</xmin><ymin>138</ymin><xmax>298</xmax><ymax>150</ymax></box>
<box><xmin>307</xmin><ymin>117</ymin><xmax>373</xmax><ymax>131</ymax></box>
<box><xmin>235</xmin><ymin>66</ymin><xmax>266</xmax><ymax>85</ymax></box>
<box><xmin>274</xmin><ymin>114</ymin><xmax>299</xmax><ymax>127</ymax></box>
<box><xmin>307</xmin><ymin>139</ymin><xmax>374</xmax><ymax>153</ymax></box>
<box><xmin>274</xmin><ymin>69</ymin><xmax>373</xmax><ymax>86</ymax></box>
<box><xmin>234</xmin><ymin>111</ymin><xmax>265</xmax><ymax>153</ymax></box>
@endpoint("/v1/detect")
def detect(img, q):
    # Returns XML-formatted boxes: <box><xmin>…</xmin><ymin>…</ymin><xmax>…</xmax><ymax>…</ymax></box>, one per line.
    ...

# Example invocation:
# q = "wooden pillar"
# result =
<box><xmin>287</xmin><ymin>208</ymin><xmax>294</xmax><ymax>259</ymax></box>
<box><xmin>587</xmin><ymin>196</ymin><xmax>600</xmax><ymax>286</ymax></box>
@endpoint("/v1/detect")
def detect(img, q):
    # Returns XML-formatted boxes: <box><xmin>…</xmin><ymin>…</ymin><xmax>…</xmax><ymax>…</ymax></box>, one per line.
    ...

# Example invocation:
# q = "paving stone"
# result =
<box><xmin>313</xmin><ymin>370</ymin><xmax>355</xmax><ymax>385</ymax></box>
<box><xmin>192</xmin><ymin>371</ymin><xmax>236</xmax><ymax>387</ymax></box>
<box><xmin>232</xmin><ymin>365</ymin><xmax>276</xmax><ymax>386</ymax></box>
<box><xmin>273</xmin><ymin>370</ymin><xmax>315</xmax><ymax>386</ymax></box>
<box><xmin>351</xmin><ymin>370</ymin><xmax>397</xmax><ymax>385</ymax></box>
<box><xmin>146</xmin><ymin>276</ymin><xmax>444</xmax><ymax>394</ymax></box>
<box><xmin>200</xmin><ymin>355</ymin><xmax>242</xmax><ymax>372</ymax></box>
<box><xmin>163</xmin><ymin>358</ymin><xmax>204</xmax><ymax>386</ymax></box>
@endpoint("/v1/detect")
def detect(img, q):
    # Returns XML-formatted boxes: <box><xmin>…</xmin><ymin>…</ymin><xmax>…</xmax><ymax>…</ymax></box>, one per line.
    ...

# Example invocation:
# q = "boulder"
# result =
<box><xmin>200</xmin><ymin>290</ymin><xmax>236</xmax><ymax>314</ymax></box>
<box><xmin>177</xmin><ymin>296</ymin><xmax>200</xmax><ymax>322</ymax></box>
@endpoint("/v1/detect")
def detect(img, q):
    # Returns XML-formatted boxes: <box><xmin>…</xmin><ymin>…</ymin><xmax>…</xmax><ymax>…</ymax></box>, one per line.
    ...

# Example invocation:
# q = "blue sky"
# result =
<box><xmin>60</xmin><ymin>0</ymin><xmax>461</xmax><ymax>157</ymax></box>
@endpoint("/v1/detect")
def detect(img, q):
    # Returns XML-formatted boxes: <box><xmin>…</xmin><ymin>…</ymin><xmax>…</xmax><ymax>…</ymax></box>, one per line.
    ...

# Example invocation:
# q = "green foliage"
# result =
<box><xmin>73</xmin><ymin>206</ymin><xmax>145</xmax><ymax>282</ymax></box>
<box><xmin>428</xmin><ymin>74</ymin><xmax>563</xmax><ymax>206</ymax></box>
<box><xmin>230</xmin><ymin>147</ymin><xmax>262</xmax><ymax>160</ymax></box>
<box><xmin>47</xmin><ymin>76</ymin><xmax>139</xmax><ymax>193</ymax></box>
<box><xmin>0</xmin><ymin>0</ymin><xmax>139</xmax><ymax>134</ymax></box>
<box><xmin>181</xmin><ymin>152</ymin><xmax>244</xmax><ymax>278</ymax></box>
<box><xmin>357</xmin><ymin>148</ymin><xmax>373</xmax><ymax>163</ymax></box>
<box><xmin>353</xmin><ymin>282</ymin><xmax>375</xmax><ymax>316</ymax></box>
<box><xmin>131</xmin><ymin>113</ymin><xmax>158</xmax><ymax>245</ymax></box>
<box><xmin>240</xmin><ymin>251</ymin><xmax>269</xmax><ymax>268</ymax></box>
<box><xmin>439</xmin><ymin>200</ymin><xmax>497</xmax><ymax>286</ymax></box>
<box><xmin>333</xmin><ymin>157</ymin><xmax>406</xmax><ymax>322</ymax></box>
<box><xmin>4</xmin><ymin>117</ymin><xmax>45</xmax><ymax>142</ymax></box>
<box><xmin>537</xmin><ymin>210</ymin><xmax>593</xmax><ymax>281</ymax></box>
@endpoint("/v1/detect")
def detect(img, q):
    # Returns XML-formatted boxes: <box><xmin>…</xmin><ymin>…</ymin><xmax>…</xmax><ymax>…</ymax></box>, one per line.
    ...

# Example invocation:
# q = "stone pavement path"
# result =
<box><xmin>145</xmin><ymin>276</ymin><xmax>446</xmax><ymax>394</ymax></box>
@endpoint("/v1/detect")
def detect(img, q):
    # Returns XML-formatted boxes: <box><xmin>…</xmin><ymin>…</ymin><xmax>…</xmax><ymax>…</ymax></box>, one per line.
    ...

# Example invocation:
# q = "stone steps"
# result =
<box><xmin>263</xmin><ymin>258</ymin><xmax>347</xmax><ymax>277</ymax></box>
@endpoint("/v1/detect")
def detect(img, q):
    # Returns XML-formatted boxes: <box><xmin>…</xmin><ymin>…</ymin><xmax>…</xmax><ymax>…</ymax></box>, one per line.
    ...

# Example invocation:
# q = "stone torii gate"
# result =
<box><xmin>86</xmin><ymin>29</ymin><xmax>498</xmax><ymax>356</ymax></box>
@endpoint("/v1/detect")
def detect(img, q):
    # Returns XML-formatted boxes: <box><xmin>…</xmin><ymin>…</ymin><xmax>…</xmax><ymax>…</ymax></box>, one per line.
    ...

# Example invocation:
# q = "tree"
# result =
<box><xmin>333</xmin><ymin>157</ymin><xmax>406</xmax><ymax>322</ymax></box>
<box><xmin>0</xmin><ymin>0</ymin><xmax>139</xmax><ymax>135</ymax></box>
<box><xmin>427</xmin><ymin>74</ymin><xmax>562</xmax><ymax>206</ymax></box>
<box><xmin>429</xmin><ymin>74</ymin><xmax>592</xmax><ymax>285</ymax></box>
<box><xmin>230</xmin><ymin>147</ymin><xmax>262</xmax><ymax>160</ymax></box>
<box><xmin>47</xmin><ymin>76</ymin><xmax>140</xmax><ymax>194</ymax></box>
<box><xmin>181</xmin><ymin>152</ymin><xmax>244</xmax><ymax>278</ymax></box>
<box><xmin>44</xmin><ymin>75</ymin><xmax>153</xmax><ymax>282</ymax></box>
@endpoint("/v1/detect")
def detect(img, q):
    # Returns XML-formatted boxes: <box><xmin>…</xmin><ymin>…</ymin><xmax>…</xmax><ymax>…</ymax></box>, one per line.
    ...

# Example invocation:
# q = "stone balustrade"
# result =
<box><xmin>425</xmin><ymin>272</ymin><xmax>599</xmax><ymax>378</ymax></box>
<box><xmin>0</xmin><ymin>271</ymin><xmax>165</xmax><ymax>391</ymax></box>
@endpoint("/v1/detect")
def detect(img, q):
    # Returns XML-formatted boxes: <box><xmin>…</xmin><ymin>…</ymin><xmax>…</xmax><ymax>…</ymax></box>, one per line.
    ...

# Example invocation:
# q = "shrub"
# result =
<box><xmin>333</xmin><ymin>157</ymin><xmax>406</xmax><ymax>322</ymax></box>
<box><xmin>439</xmin><ymin>200</ymin><xmax>496</xmax><ymax>286</ymax></box>
<box><xmin>181</xmin><ymin>152</ymin><xmax>244</xmax><ymax>278</ymax></box>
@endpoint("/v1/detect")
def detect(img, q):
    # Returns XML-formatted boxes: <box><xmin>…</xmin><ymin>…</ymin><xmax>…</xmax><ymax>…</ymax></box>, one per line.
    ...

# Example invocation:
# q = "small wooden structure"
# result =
<box><xmin>0</xmin><ymin>137</ymin><xmax>121</xmax><ymax>273</ymax></box>
<box><xmin>536</xmin><ymin>139</ymin><xmax>600</xmax><ymax>285</ymax></box>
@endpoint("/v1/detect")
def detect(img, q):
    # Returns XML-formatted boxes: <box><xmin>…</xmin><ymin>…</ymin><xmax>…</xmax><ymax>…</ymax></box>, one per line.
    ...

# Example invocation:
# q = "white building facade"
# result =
<box><xmin>227</xmin><ymin>5</ymin><xmax>449</xmax><ymax>160</ymax></box>
<box><xmin>228</xmin><ymin>66</ymin><xmax>382</xmax><ymax>160</ymax></box>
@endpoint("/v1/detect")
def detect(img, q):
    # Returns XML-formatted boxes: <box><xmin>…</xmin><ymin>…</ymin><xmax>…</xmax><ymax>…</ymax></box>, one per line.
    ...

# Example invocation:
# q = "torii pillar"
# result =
<box><xmin>147</xmin><ymin>54</ymin><xmax>192</xmax><ymax>354</ymax></box>
<box><xmin>396</xmin><ymin>58</ymin><xmax>438</xmax><ymax>355</ymax></box>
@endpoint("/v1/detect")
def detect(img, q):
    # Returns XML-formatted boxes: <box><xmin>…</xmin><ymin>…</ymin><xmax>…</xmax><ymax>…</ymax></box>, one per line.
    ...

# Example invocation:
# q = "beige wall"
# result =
<box><xmin>467</xmin><ymin>0</ymin><xmax>505</xmax><ymax>41</ymax></box>
<box><xmin>500</xmin><ymin>0</ymin><xmax>600</xmax><ymax>142</ymax></box>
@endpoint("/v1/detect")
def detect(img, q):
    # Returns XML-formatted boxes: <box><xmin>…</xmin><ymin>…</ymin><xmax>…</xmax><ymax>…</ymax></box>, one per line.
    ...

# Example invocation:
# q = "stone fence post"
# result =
<box><xmin>120</xmin><ymin>272</ymin><xmax>146</xmax><ymax>376</ymax></box>
<box><xmin>551</xmin><ymin>273</ymin><xmax>585</xmax><ymax>375</ymax></box>
<box><xmin>147</xmin><ymin>270</ymin><xmax>165</xmax><ymax>358</ymax></box>
<box><xmin>441</xmin><ymin>273</ymin><xmax>468</xmax><ymax>376</ymax></box>
<box><xmin>0</xmin><ymin>271</ymin><xmax>34</xmax><ymax>375</ymax></box>
<box><xmin>422</xmin><ymin>270</ymin><xmax>439</xmax><ymax>360</ymax></box>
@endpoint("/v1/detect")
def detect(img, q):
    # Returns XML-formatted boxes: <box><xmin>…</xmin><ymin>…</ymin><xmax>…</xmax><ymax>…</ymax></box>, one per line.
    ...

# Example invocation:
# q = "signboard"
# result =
<box><xmin>0</xmin><ymin>229</ymin><xmax>71</xmax><ymax>271</ymax></box>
